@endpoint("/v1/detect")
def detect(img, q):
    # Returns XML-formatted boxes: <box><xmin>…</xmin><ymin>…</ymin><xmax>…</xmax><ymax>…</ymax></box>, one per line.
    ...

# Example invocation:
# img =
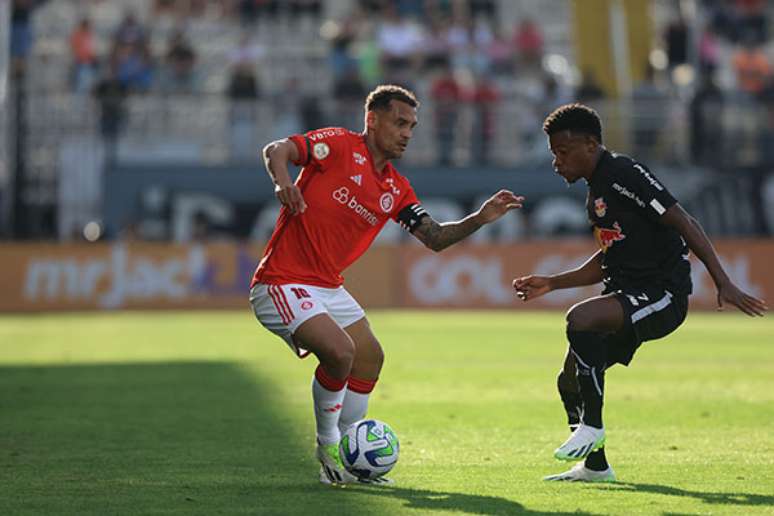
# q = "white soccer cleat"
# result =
<box><xmin>554</xmin><ymin>424</ymin><xmax>606</xmax><ymax>461</ymax></box>
<box><xmin>543</xmin><ymin>462</ymin><xmax>616</xmax><ymax>482</ymax></box>
<box><xmin>317</xmin><ymin>442</ymin><xmax>358</xmax><ymax>485</ymax></box>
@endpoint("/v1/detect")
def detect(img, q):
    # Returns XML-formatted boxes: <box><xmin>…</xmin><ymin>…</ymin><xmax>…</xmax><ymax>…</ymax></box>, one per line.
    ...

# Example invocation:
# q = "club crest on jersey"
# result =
<box><xmin>313</xmin><ymin>143</ymin><xmax>330</xmax><ymax>160</ymax></box>
<box><xmin>594</xmin><ymin>222</ymin><xmax>626</xmax><ymax>252</ymax></box>
<box><xmin>379</xmin><ymin>192</ymin><xmax>394</xmax><ymax>213</ymax></box>
<box><xmin>353</xmin><ymin>152</ymin><xmax>366</xmax><ymax>166</ymax></box>
<box><xmin>594</xmin><ymin>197</ymin><xmax>607</xmax><ymax>218</ymax></box>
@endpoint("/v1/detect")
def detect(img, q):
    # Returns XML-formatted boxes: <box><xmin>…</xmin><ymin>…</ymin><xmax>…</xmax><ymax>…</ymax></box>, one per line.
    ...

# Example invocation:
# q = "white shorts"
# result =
<box><xmin>249</xmin><ymin>282</ymin><xmax>365</xmax><ymax>358</ymax></box>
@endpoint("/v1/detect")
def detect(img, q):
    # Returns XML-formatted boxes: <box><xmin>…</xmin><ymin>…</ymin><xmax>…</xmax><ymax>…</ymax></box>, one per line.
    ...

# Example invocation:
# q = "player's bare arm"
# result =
<box><xmin>661</xmin><ymin>204</ymin><xmax>768</xmax><ymax>316</ymax></box>
<box><xmin>413</xmin><ymin>190</ymin><xmax>524</xmax><ymax>252</ymax></box>
<box><xmin>514</xmin><ymin>250</ymin><xmax>603</xmax><ymax>301</ymax></box>
<box><xmin>263</xmin><ymin>138</ymin><xmax>307</xmax><ymax>215</ymax></box>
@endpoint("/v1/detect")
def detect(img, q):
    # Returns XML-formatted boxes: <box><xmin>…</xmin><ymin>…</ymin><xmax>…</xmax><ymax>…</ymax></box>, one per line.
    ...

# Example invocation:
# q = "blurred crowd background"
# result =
<box><xmin>4</xmin><ymin>0</ymin><xmax>774</xmax><ymax>244</ymax></box>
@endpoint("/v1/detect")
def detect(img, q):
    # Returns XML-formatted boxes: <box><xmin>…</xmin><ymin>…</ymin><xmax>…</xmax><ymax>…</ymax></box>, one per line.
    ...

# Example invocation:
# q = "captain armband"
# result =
<box><xmin>396</xmin><ymin>203</ymin><xmax>429</xmax><ymax>233</ymax></box>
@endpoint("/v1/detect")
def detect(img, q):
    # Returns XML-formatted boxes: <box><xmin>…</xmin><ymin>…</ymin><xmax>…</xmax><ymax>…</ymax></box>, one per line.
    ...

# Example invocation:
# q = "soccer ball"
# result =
<box><xmin>339</xmin><ymin>419</ymin><xmax>400</xmax><ymax>480</ymax></box>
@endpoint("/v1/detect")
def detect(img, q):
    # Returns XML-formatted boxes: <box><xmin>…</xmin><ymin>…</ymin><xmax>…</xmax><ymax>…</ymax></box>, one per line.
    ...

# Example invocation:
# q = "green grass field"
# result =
<box><xmin>1</xmin><ymin>310</ymin><xmax>772</xmax><ymax>515</ymax></box>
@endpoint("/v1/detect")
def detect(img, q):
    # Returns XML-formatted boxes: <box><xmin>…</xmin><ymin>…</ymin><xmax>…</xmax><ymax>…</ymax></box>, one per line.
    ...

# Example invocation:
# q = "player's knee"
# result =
<box><xmin>564</xmin><ymin>308</ymin><xmax>581</xmax><ymax>332</ymax></box>
<box><xmin>565</xmin><ymin>307</ymin><xmax>588</xmax><ymax>332</ymax></box>
<box><xmin>328</xmin><ymin>339</ymin><xmax>356</xmax><ymax>372</ymax></box>
<box><xmin>372</xmin><ymin>340</ymin><xmax>385</xmax><ymax>370</ymax></box>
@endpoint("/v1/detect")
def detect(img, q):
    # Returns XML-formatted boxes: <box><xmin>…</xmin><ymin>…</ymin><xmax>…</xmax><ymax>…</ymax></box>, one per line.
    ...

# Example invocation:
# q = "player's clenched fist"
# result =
<box><xmin>275</xmin><ymin>183</ymin><xmax>307</xmax><ymax>215</ymax></box>
<box><xmin>513</xmin><ymin>275</ymin><xmax>552</xmax><ymax>301</ymax></box>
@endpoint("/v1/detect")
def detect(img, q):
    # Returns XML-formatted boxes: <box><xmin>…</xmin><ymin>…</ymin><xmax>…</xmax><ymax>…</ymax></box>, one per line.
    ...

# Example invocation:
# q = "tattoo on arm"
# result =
<box><xmin>413</xmin><ymin>214</ymin><xmax>482</xmax><ymax>252</ymax></box>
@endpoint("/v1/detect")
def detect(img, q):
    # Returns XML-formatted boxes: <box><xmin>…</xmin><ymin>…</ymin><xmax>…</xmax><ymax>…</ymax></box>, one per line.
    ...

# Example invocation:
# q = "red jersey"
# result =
<box><xmin>251</xmin><ymin>127</ymin><xmax>423</xmax><ymax>288</ymax></box>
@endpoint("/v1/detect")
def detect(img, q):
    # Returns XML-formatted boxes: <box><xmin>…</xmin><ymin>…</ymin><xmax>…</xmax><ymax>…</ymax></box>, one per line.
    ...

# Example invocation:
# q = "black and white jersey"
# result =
<box><xmin>586</xmin><ymin>150</ymin><xmax>692</xmax><ymax>296</ymax></box>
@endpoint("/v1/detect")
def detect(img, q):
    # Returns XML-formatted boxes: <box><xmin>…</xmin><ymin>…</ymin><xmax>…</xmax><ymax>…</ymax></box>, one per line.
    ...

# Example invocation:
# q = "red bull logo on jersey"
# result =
<box><xmin>594</xmin><ymin>197</ymin><xmax>607</xmax><ymax>218</ymax></box>
<box><xmin>332</xmin><ymin>186</ymin><xmax>379</xmax><ymax>226</ymax></box>
<box><xmin>594</xmin><ymin>222</ymin><xmax>626</xmax><ymax>252</ymax></box>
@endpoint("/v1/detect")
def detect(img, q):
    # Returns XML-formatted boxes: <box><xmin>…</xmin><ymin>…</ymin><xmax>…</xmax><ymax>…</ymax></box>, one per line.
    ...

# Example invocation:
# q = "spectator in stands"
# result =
<box><xmin>226</xmin><ymin>63</ymin><xmax>261</xmax><ymax>160</ymax></box>
<box><xmin>11</xmin><ymin>0</ymin><xmax>36</xmax><ymax>76</ymax></box>
<box><xmin>159</xmin><ymin>28</ymin><xmax>198</xmax><ymax>94</ymax></box>
<box><xmin>93</xmin><ymin>63</ymin><xmax>128</xmax><ymax>165</ymax></box>
<box><xmin>487</xmin><ymin>24</ymin><xmax>515</xmax><ymax>75</ymax></box>
<box><xmin>470</xmin><ymin>72</ymin><xmax>500</xmax><ymax>165</ymax></box>
<box><xmin>422</xmin><ymin>18</ymin><xmax>452</xmax><ymax>70</ymax></box>
<box><xmin>698</xmin><ymin>25</ymin><xmax>720</xmax><ymax>74</ymax></box>
<box><xmin>576</xmin><ymin>69</ymin><xmax>606</xmax><ymax>104</ymax></box>
<box><xmin>732</xmin><ymin>35</ymin><xmax>771</xmax><ymax>97</ymax></box>
<box><xmin>444</xmin><ymin>14</ymin><xmax>473</xmax><ymax>70</ymax></box>
<box><xmin>469</xmin><ymin>0</ymin><xmax>497</xmax><ymax>23</ymax></box>
<box><xmin>114</xmin><ymin>10</ymin><xmax>147</xmax><ymax>48</ymax></box>
<box><xmin>665</xmin><ymin>11</ymin><xmax>689</xmax><ymax>71</ymax></box>
<box><xmin>376</xmin><ymin>6</ymin><xmax>424</xmax><ymax>82</ymax></box>
<box><xmin>70</xmin><ymin>17</ymin><xmax>98</xmax><ymax>94</ymax></box>
<box><xmin>689</xmin><ymin>70</ymin><xmax>724</xmax><ymax>166</ymax></box>
<box><xmin>705</xmin><ymin>0</ymin><xmax>738</xmax><ymax>41</ymax></box>
<box><xmin>113</xmin><ymin>41</ymin><xmax>155</xmax><ymax>93</ymax></box>
<box><xmin>631</xmin><ymin>64</ymin><xmax>670</xmax><ymax>157</ymax></box>
<box><xmin>228</xmin><ymin>34</ymin><xmax>265</xmax><ymax>68</ymax></box>
<box><xmin>430</xmin><ymin>61</ymin><xmax>462</xmax><ymax>166</ymax></box>
<box><xmin>327</xmin><ymin>17</ymin><xmax>359</xmax><ymax>81</ymax></box>
<box><xmin>735</xmin><ymin>0</ymin><xmax>767</xmax><ymax>45</ymax></box>
<box><xmin>469</xmin><ymin>17</ymin><xmax>495</xmax><ymax>74</ymax></box>
<box><xmin>513</xmin><ymin>18</ymin><xmax>543</xmax><ymax>69</ymax></box>
<box><xmin>333</xmin><ymin>65</ymin><xmax>368</xmax><ymax>131</ymax></box>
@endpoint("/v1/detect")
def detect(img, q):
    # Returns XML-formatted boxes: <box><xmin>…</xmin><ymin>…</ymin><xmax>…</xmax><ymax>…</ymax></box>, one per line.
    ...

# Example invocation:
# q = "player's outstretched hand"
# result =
<box><xmin>275</xmin><ymin>183</ymin><xmax>307</xmax><ymax>215</ymax></box>
<box><xmin>477</xmin><ymin>190</ymin><xmax>524</xmax><ymax>224</ymax></box>
<box><xmin>513</xmin><ymin>275</ymin><xmax>552</xmax><ymax>301</ymax></box>
<box><xmin>717</xmin><ymin>281</ymin><xmax>768</xmax><ymax>316</ymax></box>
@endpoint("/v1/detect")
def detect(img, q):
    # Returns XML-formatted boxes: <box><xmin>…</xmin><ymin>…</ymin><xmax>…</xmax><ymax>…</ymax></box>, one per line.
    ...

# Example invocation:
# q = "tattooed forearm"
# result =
<box><xmin>414</xmin><ymin>214</ymin><xmax>483</xmax><ymax>252</ymax></box>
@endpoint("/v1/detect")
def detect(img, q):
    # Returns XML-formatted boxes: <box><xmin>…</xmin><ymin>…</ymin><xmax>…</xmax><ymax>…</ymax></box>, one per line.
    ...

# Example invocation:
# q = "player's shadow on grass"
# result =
<box><xmin>345</xmin><ymin>485</ymin><xmax>595</xmax><ymax>515</ymax></box>
<box><xmin>596</xmin><ymin>482</ymin><xmax>774</xmax><ymax>508</ymax></box>
<box><xmin>0</xmin><ymin>361</ymin><xmax>319</xmax><ymax>514</ymax></box>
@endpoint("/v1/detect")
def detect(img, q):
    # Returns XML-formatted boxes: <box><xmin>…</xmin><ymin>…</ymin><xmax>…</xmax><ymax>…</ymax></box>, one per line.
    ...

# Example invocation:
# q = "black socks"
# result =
<box><xmin>566</xmin><ymin>330</ymin><xmax>607</xmax><ymax>429</ymax></box>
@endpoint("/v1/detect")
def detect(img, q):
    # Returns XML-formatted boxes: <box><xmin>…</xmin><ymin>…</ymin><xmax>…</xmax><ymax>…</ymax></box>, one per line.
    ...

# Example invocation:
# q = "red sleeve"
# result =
<box><xmin>287</xmin><ymin>127</ymin><xmax>349</xmax><ymax>169</ymax></box>
<box><xmin>391</xmin><ymin>179</ymin><xmax>421</xmax><ymax>223</ymax></box>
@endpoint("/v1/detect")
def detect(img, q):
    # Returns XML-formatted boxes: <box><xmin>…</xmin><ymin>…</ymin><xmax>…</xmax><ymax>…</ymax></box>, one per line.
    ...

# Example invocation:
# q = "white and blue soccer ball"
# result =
<box><xmin>339</xmin><ymin>419</ymin><xmax>400</xmax><ymax>480</ymax></box>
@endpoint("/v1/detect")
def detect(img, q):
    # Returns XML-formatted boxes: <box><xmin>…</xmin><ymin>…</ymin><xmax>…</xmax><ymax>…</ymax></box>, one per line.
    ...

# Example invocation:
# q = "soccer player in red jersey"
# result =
<box><xmin>249</xmin><ymin>85</ymin><xmax>524</xmax><ymax>484</ymax></box>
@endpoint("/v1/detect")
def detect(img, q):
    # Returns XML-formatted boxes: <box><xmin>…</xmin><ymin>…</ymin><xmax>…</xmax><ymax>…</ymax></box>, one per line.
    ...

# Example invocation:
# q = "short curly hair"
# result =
<box><xmin>543</xmin><ymin>103</ymin><xmax>603</xmax><ymax>144</ymax></box>
<box><xmin>365</xmin><ymin>84</ymin><xmax>419</xmax><ymax>112</ymax></box>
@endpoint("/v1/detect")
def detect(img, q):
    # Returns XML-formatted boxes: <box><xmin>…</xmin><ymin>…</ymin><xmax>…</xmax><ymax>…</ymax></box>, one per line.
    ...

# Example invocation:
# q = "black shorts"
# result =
<box><xmin>603</xmin><ymin>286</ymin><xmax>689</xmax><ymax>367</ymax></box>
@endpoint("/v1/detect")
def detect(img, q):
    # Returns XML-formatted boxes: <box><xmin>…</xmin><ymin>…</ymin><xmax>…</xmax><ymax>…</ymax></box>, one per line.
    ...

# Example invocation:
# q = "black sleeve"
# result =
<box><xmin>610</xmin><ymin>162</ymin><xmax>678</xmax><ymax>221</ymax></box>
<box><xmin>395</xmin><ymin>203</ymin><xmax>430</xmax><ymax>233</ymax></box>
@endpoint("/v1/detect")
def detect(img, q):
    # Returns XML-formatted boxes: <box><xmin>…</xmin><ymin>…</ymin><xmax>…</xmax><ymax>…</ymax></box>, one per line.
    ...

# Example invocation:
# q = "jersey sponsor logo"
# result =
<box><xmin>332</xmin><ymin>186</ymin><xmax>379</xmax><ymax>226</ymax></box>
<box><xmin>612</xmin><ymin>182</ymin><xmax>646</xmax><ymax>208</ymax></box>
<box><xmin>353</xmin><ymin>152</ymin><xmax>366</xmax><ymax>166</ymax></box>
<box><xmin>308</xmin><ymin>128</ymin><xmax>343</xmax><ymax>141</ymax></box>
<box><xmin>634</xmin><ymin>164</ymin><xmax>664</xmax><ymax>191</ymax></box>
<box><xmin>313</xmin><ymin>143</ymin><xmax>330</xmax><ymax>160</ymax></box>
<box><xmin>350</xmin><ymin>174</ymin><xmax>362</xmax><ymax>186</ymax></box>
<box><xmin>379</xmin><ymin>192</ymin><xmax>394</xmax><ymax>213</ymax></box>
<box><xmin>594</xmin><ymin>197</ymin><xmax>607</xmax><ymax>218</ymax></box>
<box><xmin>594</xmin><ymin>222</ymin><xmax>626</xmax><ymax>252</ymax></box>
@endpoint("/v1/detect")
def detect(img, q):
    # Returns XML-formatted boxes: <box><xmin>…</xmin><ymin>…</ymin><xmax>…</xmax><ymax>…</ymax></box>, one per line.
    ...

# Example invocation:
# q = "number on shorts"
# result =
<box><xmin>291</xmin><ymin>287</ymin><xmax>311</xmax><ymax>300</ymax></box>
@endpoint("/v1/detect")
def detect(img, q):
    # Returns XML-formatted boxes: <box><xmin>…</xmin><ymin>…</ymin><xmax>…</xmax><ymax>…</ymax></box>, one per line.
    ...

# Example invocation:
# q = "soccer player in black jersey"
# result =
<box><xmin>513</xmin><ymin>103</ymin><xmax>768</xmax><ymax>482</ymax></box>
